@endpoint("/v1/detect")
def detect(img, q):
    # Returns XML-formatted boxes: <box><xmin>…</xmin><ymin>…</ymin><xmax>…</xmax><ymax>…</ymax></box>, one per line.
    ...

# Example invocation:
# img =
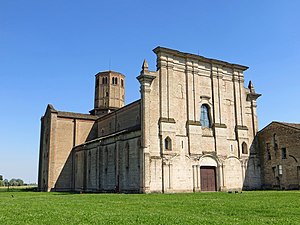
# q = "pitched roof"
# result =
<box><xmin>259</xmin><ymin>121</ymin><xmax>300</xmax><ymax>133</ymax></box>
<box><xmin>278</xmin><ymin>122</ymin><xmax>300</xmax><ymax>130</ymax></box>
<box><xmin>45</xmin><ymin>104</ymin><xmax>98</xmax><ymax>120</ymax></box>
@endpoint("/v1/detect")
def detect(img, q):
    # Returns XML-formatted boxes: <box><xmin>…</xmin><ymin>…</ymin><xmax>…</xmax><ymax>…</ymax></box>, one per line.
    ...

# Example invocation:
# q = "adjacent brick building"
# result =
<box><xmin>257</xmin><ymin>122</ymin><xmax>300</xmax><ymax>190</ymax></box>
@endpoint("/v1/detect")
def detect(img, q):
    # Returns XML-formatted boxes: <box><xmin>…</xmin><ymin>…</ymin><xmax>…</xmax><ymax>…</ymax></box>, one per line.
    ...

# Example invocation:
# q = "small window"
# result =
<box><xmin>121</xmin><ymin>79</ymin><xmax>124</xmax><ymax>87</ymax></box>
<box><xmin>125</xmin><ymin>143</ymin><xmax>129</xmax><ymax>169</ymax></box>
<box><xmin>88</xmin><ymin>151</ymin><xmax>91</xmax><ymax>177</ymax></box>
<box><xmin>75</xmin><ymin>155</ymin><xmax>78</xmax><ymax>173</ymax></box>
<box><xmin>273</xmin><ymin>134</ymin><xmax>278</xmax><ymax>150</ymax></box>
<box><xmin>266</xmin><ymin>143</ymin><xmax>270</xmax><ymax>151</ymax></box>
<box><xmin>137</xmin><ymin>139</ymin><xmax>141</xmax><ymax>168</ymax></box>
<box><xmin>278</xmin><ymin>165</ymin><xmax>283</xmax><ymax>175</ymax></box>
<box><xmin>104</xmin><ymin>148</ymin><xmax>108</xmax><ymax>172</ymax></box>
<box><xmin>164</xmin><ymin>137</ymin><xmax>172</xmax><ymax>150</ymax></box>
<box><xmin>106</xmin><ymin>92</ymin><xmax>109</xmax><ymax>97</ymax></box>
<box><xmin>272</xmin><ymin>166</ymin><xmax>276</xmax><ymax>177</ymax></box>
<box><xmin>281</xmin><ymin>148</ymin><xmax>287</xmax><ymax>159</ymax></box>
<box><xmin>242</xmin><ymin>142</ymin><xmax>248</xmax><ymax>154</ymax></box>
<box><xmin>102</xmin><ymin>77</ymin><xmax>105</xmax><ymax>84</ymax></box>
<box><xmin>200</xmin><ymin>104</ymin><xmax>211</xmax><ymax>128</ymax></box>
<box><xmin>112</xmin><ymin>77</ymin><xmax>118</xmax><ymax>85</ymax></box>
<box><xmin>267</xmin><ymin>150</ymin><xmax>271</xmax><ymax>160</ymax></box>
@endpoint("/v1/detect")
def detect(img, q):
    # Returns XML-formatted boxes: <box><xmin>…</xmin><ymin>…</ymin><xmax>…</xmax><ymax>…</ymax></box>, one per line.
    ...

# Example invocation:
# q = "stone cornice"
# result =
<box><xmin>186</xmin><ymin>120</ymin><xmax>201</xmax><ymax>126</ymax></box>
<box><xmin>153</xmin><ymin>46</ymin><xmax>249</xmax><ymax>71</ymax></box>
<box><xmin>236</xmin><ymin>125</ymin><xmax>248</xmax><ymax>130</ymax></box>
<box><xmin>136</xmin><ymin>74</ymin><xmax>156</xmax><ymax>87</ymax></box>
<box><xmin>214</xmin><ymin>123</ymin><xmax>227</xmax><ymax>128</ymax></box>
<box><xmin>159</xmin><ymin>117</ymin><xmax>176</xmax><ymax>124</ymax></box>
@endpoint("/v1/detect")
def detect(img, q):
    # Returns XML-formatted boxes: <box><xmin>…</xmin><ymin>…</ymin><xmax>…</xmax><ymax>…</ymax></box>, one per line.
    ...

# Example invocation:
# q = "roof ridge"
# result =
<box><xmin>258</xmin><ymin>121</ymin><xmax>300</xmax><ymax>133</ymax></box>
<box><xmin>275</xmin><ymin>121</ymin><xmax>300</xmax><ymax>130</ymax></box>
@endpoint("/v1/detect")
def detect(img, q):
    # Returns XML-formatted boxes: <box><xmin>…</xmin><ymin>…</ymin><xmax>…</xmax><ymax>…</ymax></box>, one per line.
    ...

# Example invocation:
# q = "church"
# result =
<box><xmin>38</xmin><ymin>47</ymin><xmax>262</xmax><ymax>193</ymax></box>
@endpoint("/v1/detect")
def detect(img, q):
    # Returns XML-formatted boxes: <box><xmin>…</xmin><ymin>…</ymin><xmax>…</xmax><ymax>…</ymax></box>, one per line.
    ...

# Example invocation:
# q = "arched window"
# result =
<box><xmin>102</xmin><ymin>77</ymin><xmax>105</xmax><ymax>84</ymax></box>
<box><xmin>267</xmin><ymin>150</ymin><xmax>271</xmax><ymax>160</ymax></box>
<box><xmin>88</xmin><ymin>151</ymin><xmax>92</xmax><ymax>184</ymax></box>
<box><xmin>137</xmin><ymin>139</ymin><xmax>141</xmax><ymax>168</ymax></box>
<box><xmin>281</xmin><ymin>148</ymin><xmax>287</xmax><ymax>159</ymax></box>
<box><xmin>112</xmin><ymin>77</ymin><xmax>118</xmax><ymax>85</ymax></box>
<box><xmin>200</xmin><ymin>104</ymin><xmax>211</xmax><ymax>128</ymax></box>
<box><xmin>242</xmin><ymin>142</ymin><xmax>248</xmax><ymax>154</ymax></box>
<box><xmin>125</xmin><ymin>143</ymin><xmax>129</xmax><ymax>169</ymax></box>
<box><xmin>105</xmin><ymin>77</ymin><xmax>108</xmax><ymax>84</ymax></box>
<box><xmin>273</xmin><ymin>133</ymin><xmax>278</xmax><ymax>150</ymax></box>
<box><xmin>75</xmin><ymin>154</ymin><xmax>78</xmax><ymax>173</ymax></box>
<box><xmin>104</xmin><ymin>147</ymin><xmax>108</xmax><ymax>173</ymax></box>
<box><xmin>164</xmin><ymin>137</ymin><xmax>172</xmax><ymax>150</ymax></box>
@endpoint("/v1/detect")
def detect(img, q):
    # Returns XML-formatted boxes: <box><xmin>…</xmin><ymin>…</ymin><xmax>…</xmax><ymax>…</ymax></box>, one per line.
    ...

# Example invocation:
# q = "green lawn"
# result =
<box><xmin>0</xmin><ymin>190</ymin><xmax>299</xmax><ymax>224</ymax></box>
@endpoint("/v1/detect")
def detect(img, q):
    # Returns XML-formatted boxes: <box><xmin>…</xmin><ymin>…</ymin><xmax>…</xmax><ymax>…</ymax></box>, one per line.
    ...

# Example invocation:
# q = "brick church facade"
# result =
<box><xmin>38</xmin><ymin>47</ymin><xmax>262</xmax><ymax>193</ymax></box>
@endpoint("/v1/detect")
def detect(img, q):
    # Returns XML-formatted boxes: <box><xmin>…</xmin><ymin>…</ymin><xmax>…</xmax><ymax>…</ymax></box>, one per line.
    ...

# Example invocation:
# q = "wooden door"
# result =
<box><xmin>200</xmin><ymin>166</ymin><xmax>216</xmax><ymax>191</ymax></box>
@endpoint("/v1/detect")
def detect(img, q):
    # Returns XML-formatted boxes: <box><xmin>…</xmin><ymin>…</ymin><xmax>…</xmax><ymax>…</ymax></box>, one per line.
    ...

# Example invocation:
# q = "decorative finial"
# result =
<box><xmin>142</xmin><ymin>59</ymin><xmax>149</xmax><ymax>72</ymax></box>
<box><xmin>248</xmin><ymin>80</ymin><xmax>255</xmax><ymax>93</ymax></box>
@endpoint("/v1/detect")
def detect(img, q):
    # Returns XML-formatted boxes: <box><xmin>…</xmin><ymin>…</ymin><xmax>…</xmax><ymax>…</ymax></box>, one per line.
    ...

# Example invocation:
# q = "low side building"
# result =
<box><xmin>257</xmin><ymin>122</ymin><xmax>300</xmax><ymax>190</ymax></box>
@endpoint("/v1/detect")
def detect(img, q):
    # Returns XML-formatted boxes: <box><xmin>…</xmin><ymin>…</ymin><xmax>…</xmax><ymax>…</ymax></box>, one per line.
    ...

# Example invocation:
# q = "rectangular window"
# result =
<box><xmin>267</xmin><ymin>150</ymin><xmax>271</xmax><ymax>160</ymax></box>
<box><xmin>266</xmin><ymin>143</ymin><xmax>271</xmax><ymax>160</ymax></box>
<box><xmin>273</xmin><ymin>134</ymin><xmax>278</xmax><ymax>150</ymax></box>
<box><xmin>272</xmin><ymin>166</ymin><xmax>276</xmax><ymax>178</ymax></box>
<box><xmin>278</xmin><ymin>165</ymin><xmax>283</xmax><ymax>175</ymax></box>
<box><xmin>281</xmin><ymin>148</ymin><xmax>287</xmax><ymax>159</ymax></box>
<box><xmin>266</xmin><ymin>143</ymin><xmax>270</xmax><ymax>151</ymax></box>
<box><xmin>104</xmin><ymin>149</ymin><xmax>108</xmax><ymax>173</ymax></box>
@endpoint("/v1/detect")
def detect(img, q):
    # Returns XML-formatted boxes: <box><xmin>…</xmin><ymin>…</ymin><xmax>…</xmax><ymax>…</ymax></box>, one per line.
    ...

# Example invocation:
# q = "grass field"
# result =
<box><xmin>0</xmin><ymin>190</ymin><xmax>299</xmax><ymax>224</ymax></box>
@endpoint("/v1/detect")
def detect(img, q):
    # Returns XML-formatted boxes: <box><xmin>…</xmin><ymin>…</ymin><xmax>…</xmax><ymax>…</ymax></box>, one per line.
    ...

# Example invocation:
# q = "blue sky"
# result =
<box><xmin>1</xmin><ymin>1</ymin><xmax>299</xmax><ymax>183</ymax></box>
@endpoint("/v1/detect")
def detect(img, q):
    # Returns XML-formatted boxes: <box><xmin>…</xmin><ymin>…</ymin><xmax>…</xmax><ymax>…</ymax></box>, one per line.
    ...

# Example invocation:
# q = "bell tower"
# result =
<box><xmin>90</xmin><ymin>71</ymin><xmax>125</xmax><ymax>116</ymax></box>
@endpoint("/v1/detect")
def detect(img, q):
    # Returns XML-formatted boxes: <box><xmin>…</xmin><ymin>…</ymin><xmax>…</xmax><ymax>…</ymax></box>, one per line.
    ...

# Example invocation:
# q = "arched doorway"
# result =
<box><xmin>200</xmin><ymin>166</ymin><xmax>217</xmax><ymax>191</ymax></box>
<box><xmin>199</xmin><ymin>156</ymin><xmax>218</xmax><ymax>192</ymax></box>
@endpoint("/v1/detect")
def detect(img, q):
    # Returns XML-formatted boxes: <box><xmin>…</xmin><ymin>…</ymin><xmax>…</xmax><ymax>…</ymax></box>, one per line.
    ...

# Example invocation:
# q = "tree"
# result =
<box><xmin>0</xmin><ymin>180</ymin><xmax>3</xmax><ymax>186</ymax></box>
<box><xmin>0</xmin><ymin>175</ymin><xmax>3</xmax><ymax>181</ymax></box>
<box><xmin>16</xmin><ymin>179</ymin><xmax>24</xmax><ymax>186</ymax></box>
<box><xmin>3</xmin><ymin>179</ymin><xmax>9</xmax><ymax>186</ymax></box>
<box><xmin>9</xmin><ymin>178</ymin><xmax>24</xmax><ymax>186</ymax></box>
<box><xmin>9</xmin><ymin>179</ymin><xmax>18</xmax><ymax>186</ymax></box>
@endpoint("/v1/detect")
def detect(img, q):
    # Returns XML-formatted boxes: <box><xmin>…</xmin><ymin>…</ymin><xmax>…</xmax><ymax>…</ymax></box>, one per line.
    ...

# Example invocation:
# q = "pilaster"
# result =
<box><xmin>137</xmin><ymin>60</ymin><xmax>156</xmax><ymax>193</ymax></box>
